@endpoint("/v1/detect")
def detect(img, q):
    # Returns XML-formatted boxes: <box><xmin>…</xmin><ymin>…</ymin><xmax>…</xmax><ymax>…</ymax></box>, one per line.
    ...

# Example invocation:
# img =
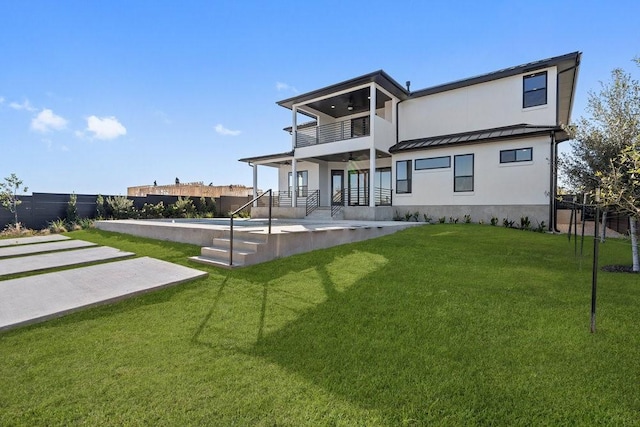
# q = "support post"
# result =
<box><xmin>291</xmin><ymin>158</ymin><xmax>297</xmax><ymax>208</ymax></box>
<box><xmin>591</xmin><ymin>205</ymin><xmax>599</xmax><ymax>333</ymax></box>
<box><xmin>252</xmin><ymin>164</ymin><xmax>258</xmax><ymax>207</ymax></box>
<box><xmin>369</xmin><ymin>83</ymin><xmax>376</xmax><ymax>208</ymax></box>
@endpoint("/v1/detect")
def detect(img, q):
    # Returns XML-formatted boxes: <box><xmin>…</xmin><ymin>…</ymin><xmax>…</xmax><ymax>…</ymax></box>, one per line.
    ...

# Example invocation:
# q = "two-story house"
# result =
<box><xmin>240</xmin><ymin>51</ymin><xmax>581</xmax><ymax>230</ymax></box>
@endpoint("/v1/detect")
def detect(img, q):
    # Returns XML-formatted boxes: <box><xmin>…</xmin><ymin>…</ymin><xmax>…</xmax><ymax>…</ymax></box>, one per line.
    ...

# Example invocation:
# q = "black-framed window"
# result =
<box><xmin>396</xmin><ymin>160</ymin><xmax>412</xmax><ymax>194</ymax></box>
<box><xmin>500</xmin><ymin>148</ymin><xmax>533</xmax><ymax>163</ymax></box>
<box><xmin>454</xmin><ymin>154</ymin><xmax>474</xmax><ymax>192</ymax></box>
<box><xmin>415</xmin><ymin>156</ymin><xmax>450</xmax><ymax>170</ymax></box>
<box><xmin>523</xmin><ymin>71</ymin><xmax>547</xmax><ymax>108</ymax></box>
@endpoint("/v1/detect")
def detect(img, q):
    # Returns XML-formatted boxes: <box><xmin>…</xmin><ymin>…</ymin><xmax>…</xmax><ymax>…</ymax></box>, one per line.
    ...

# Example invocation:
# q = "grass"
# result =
<box><xmin>0</xmin><ymin>225</ymin><xmax>639</xmax><ymax>425</ymax></box>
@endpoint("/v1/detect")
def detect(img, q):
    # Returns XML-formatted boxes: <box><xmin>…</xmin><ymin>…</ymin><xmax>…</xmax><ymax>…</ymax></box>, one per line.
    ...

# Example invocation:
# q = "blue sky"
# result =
<box><xmin>1</xmin><ymin>0</ymin><xmax>638</xmax><ymax>195</ymax></box>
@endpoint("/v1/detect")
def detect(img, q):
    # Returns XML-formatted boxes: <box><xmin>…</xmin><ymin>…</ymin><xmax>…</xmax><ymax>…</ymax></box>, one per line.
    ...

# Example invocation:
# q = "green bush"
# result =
<box><xmin>66</xmin><ymin>193</ymin><xmax>78</xmax><ymax>224</ymax></box>
<box><xmin>96</xmin><ymin>195</ymin><xmax>106</xmax><ymax>220</ymax></box>
<box><xmin>166</xmin><ymin>197</ymin><xmax>196</xmax><ymax>218</ymax></box>
<box><xmin>48</xmin><ymin>218</ymin><xmax>68</xmax><ymax>233</ymax></box>
<box><xmin>140</xmin><ymin>202</ymin><xmax>165</xmax><ymax>219</ymax></box>
<box><xmin>105</xmin><ymin>196</ymin><xmax>135</xmax><ymax>219</ymax></box>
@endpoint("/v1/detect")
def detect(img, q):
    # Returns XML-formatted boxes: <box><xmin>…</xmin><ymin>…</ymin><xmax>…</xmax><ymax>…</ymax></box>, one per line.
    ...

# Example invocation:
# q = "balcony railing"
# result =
<box><xmin>296</xmin><ymin>116</ymin><xmax>370</xmax><ymax>148</ymax></box>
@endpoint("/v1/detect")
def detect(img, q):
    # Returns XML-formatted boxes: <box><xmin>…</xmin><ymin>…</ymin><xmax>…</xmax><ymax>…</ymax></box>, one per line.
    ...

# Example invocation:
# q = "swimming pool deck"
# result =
<box><xmin>95</xmin><ymin>218</ymin><xmax>422</xmax><ymax>268</ymax></box>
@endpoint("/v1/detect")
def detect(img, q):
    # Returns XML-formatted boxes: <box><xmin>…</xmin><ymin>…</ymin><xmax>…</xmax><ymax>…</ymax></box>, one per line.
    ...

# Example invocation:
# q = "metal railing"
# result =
<box><xmin>305</xmin><ymin>190</ymin><xmax>320</xmax><ymax>216</ymax></box>
<box><xmin>332</xmin><ymin>189</ymin><xmax>345</xmax><ymax>217</ymax></box>
<box><xmin>229</xmin><ymin>189</ymin><xmax>272</xmax><ymax>266</ymax></box>
<box><xmin>296</xmin><ymin>116</ymin><xmax>370</xmax><ymax>147</ymax></box>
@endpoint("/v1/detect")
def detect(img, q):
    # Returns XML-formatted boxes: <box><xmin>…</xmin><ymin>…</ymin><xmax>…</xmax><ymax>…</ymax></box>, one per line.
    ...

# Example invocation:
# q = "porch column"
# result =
<box><xmin>252</xmin><ymin>164</ymin><xmax>258</xmax><ymax>207</ymax></box>
<box><xmin>292</xmin><ymin>106</ymin><xmax>298</xmax><ymax>208</ymax></box>
<box><xmin>369</xmin><ymin>83</ymin><xmax>377</xmax><ymax>207</ymax></box>
<box><xmin>291</xmin><ymin>158</ymin><xmax>297</xmax><ymax>208</ymax></box>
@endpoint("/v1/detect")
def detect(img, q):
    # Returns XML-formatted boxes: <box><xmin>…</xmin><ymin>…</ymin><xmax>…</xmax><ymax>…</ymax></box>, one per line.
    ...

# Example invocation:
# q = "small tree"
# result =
<box><xmin>597</xmin><ymin>138</ymin><xmax>640</xmax><ymax>271</ymax></box>
<box><xmin>562</xmin><ymin>58</ymin><xmax>640</xmax><ymax>242</ymax></box>
<box><xmin>66</xmin><ymin>193</ymin><xmax>78</xmax><ymax>225</ymax></box>
<box><xmin>0</xmin><ymin>173</ymin><xmax>28</xmax><ymax>228</ymax></box>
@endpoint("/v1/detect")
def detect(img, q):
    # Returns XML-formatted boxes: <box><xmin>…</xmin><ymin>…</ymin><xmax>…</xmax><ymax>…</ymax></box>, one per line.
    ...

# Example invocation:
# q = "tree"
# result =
<box><xmin>597</xmin><ymin>137</ymin><xmax>640</xmax><ymax>271</ymax></box>
<box><xmin>0</xmin><ymin>173</ymin><xmax>28</xmax><ymax>228</ymax></box>
<box><xmin>562</xmin><ymin>57</ymin><xmax>640</xmax><ymax>250</ymax></box>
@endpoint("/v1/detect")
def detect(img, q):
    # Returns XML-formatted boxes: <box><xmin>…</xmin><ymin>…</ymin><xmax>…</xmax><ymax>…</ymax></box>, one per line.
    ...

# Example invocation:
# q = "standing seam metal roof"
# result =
<box><xmin>389</xmin><ymin>124</ymin><xmax>562</xmax><ymax>153</ymax></box>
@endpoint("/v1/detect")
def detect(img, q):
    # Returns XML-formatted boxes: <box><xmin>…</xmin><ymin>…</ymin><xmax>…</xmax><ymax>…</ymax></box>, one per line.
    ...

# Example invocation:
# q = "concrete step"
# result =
<box><xmin>190</xmin><ymin>232</ymin><xmax>268</xmax><ymax>268</ymax></box>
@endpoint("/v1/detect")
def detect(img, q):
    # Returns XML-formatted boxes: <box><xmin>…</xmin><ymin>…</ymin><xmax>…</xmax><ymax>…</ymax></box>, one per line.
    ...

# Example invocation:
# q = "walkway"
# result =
<box><xmin>0</xmin><ymin>235</ymin><xmax>207</xmax><ymax>331</ymax></box>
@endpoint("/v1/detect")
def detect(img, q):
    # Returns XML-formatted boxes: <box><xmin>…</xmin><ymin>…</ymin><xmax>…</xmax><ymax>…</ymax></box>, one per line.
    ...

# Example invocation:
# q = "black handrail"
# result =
<box><xmin>229</xmin><ymin>189</ymin><xmax>272</xmax><ymax>266</ymax></box>
<box><xmin>331</xmin><ymin>189</ymin><xmax>345</xmax><ymax>217</ymax></box>
<box><xmin>305</xmin><ymin>190</ymin><xmax>320</xmax><ymax>216</ymax></box>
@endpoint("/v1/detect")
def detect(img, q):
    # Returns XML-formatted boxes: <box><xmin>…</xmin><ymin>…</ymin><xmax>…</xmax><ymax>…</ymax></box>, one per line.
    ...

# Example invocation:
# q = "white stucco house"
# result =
<box><xmin>240</xmin><ymin>51</ymin><xmax>581</xmax><ymax>230</ymax></box>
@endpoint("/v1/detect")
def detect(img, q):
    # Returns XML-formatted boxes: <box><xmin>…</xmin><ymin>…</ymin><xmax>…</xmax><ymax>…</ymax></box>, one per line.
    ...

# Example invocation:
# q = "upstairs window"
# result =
<box><xmin>500</xmin><ymin>148</ymin><xmax>533</xmax><ymax>163</ymax></box>
<box><xmin>396</xmin><ymin>160</ymin><xmax>412</xmax><ymax>194</ymax></box>
<box><xmin>523</xmin><ymin>71</ymin><xmax>547</xmax><ymax>108</ymax></box>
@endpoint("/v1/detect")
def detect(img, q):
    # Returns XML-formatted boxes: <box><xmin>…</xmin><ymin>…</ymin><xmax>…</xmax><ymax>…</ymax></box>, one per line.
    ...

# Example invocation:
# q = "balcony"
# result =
<box><xmin>295</xmin><ymin>117</ymin><xmax>370</xmax><ymax>148</ymax></box>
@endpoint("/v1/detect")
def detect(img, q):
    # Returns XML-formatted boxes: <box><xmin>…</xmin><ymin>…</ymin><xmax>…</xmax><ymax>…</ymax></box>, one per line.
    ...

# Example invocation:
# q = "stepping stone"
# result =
<box><xmin>0</xmin><ymin>234</ymin><xmax>69</xmax><ymax>247</ymax></box>
<box><xmin>0</xmin><ymin>246</ymin><xmax>134</xmax><ymax>277</ymax></box>
<box><xmin>0</xmin><ymin>257</ymin><xmax>208</xmax><ymax>331</ymax></box>
<box><xmin>0</xmin><ymin>240</ymin><xmax>96</xmax><ymax>258</ymax></box>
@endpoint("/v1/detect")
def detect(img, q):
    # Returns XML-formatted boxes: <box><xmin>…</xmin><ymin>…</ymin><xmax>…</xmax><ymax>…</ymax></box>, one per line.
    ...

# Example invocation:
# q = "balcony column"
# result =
<box><xmin>291</xmin><ymin>158</ymin><xmax>297</xmax><ymax>208</ymax></box>
<box><xmin>291</xmin><ymin>106</ymin><xmax>298</xmax><ymax>208</ymax></box>
<box><xmin>369</xmin><ymin>83</ymin><xmax>376</xmax><ymax>208</ymax></box>
<box><xmin>252</xmin><ymin>164</ymin><xmax>258</xmax><ymax>207</ymax></box>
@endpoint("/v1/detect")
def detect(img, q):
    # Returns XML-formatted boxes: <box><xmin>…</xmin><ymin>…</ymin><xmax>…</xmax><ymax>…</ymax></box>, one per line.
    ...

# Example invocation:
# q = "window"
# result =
<box><xmin>396</xmin><ymin>160</ymin><xmax>412</xmax><ymax>194</ymax></box>
<box><xmin>454</xmin><ymin>154</ymin><xmax>473</xmax><ymax>192</ymax></box>
<box><xmin>523</xmin><ymin>71</ymin><xmax>547</xmax><ymax>108</ymax></box>
<box><xmin>288</xmin><ymin>170</ymin><xmax>308</xmax><ymax>196</ymax></box>
<box><xmin>415</xmin><ymin>156</ymin><xmax>450</xmax><ymax>170</ymax></box>
<box><xmin>500</xmin><ymin>148</ymin><xmax>533</xmax><ymax>163</ymax></box>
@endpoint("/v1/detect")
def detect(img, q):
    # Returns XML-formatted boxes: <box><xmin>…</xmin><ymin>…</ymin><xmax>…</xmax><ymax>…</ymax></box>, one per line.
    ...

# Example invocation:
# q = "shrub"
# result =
<box><xmin>423</xmin><ymin>213</ymin><xmax>432</xmax><ymax>223</ymax></box>
<box><xmin>105</xmin><ymin>196</ymin><xmax>135</xmax><ymax>219</ymax></box>
<box><xmin>412</xmin><ymin>211</ymin><xmax>420</xmax><ymax>222</ymax></box>
<box><xmin>66</xmin><ymin>193</ymin><xmax>78</xmax><ymax>224</ymax></box>
<box><xmin>490</xmin><ymin>216</ymin><xmax>499</xmax><ymax>226</ymax></box>
<box><xmin>166</xmin><ymin>197</ymin><xmax>196</xmax><ymax>218</ymax></box>
<box><xmin>463</xmin><ymin>214</ymin><xmax>472</xmax><ymax>224</ymax></box>
<box><xmin>404</xmin><ymin>211</ymin><xmax>412</xmax><ymax>222</ymax></box>
<box><xmin>502</xmin><ymin>218</ymin><xmax>515</xmax><ymax>228</ymax></box>
<box><xmin>48</xmin><ymin>218</ymin><xmax>68</xmax><ymax>234</ymax></box>
<box><xmin>520</xmin><ymin>216</ymin><xmax>531</xmax><ymax>231</ymax></box>
<box><xmin>534</xmin><ymin>221</ymin><xmax>547</xmax><ymax>233</ymax></box>
<box><xmin>141</xmin><ymin>202</ymin><xmax>165</xmax><ymax>219</ymax></box>
<box><xmin>76</xmin><ymin>218</ymin><xmax>95</xmax><ymax>229</ymax></box>
<box><xmin>438</xmin><ymin>217</ymin><xmax>446</xmax><ymax>224</ymax></box>
<box><xmin>393</xmin><ymin>210</ymin><xmax>403</xmax><ymax>221</ymax></box>
<box><xmin>96</xmin><ymin>194</ymin><xmax>106</xmax><ymax>220</ymax></box>
<box><xmin>449</xmin><ymin>216</ymin><xmax>459</xmax><ymax>224</ymax></box>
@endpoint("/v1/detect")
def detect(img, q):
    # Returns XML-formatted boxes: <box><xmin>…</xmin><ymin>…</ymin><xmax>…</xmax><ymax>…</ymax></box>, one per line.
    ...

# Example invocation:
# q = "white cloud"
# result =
<box><xmin>31</xmin><ymin>109</ymin><xmax>68</xmax><ymax>133</ymax></box>
<box><xmin>215</xmin><ymin>124</ymin><xmax>241</xmax><ymax>136</ymax></box>
<box><xmin>10</xmin><ymin>99</ymin><xmax>37</xmax><ymax>112</ymax></box>
<box><xmin>85</xmin><ymin>115</ymin><xmax>127</xmax><ymax>140</ymax></box>
<box><xmin>276</xmin><ymin>82</ymin><xmax>298</xmax><ymax>94</ymax></box>
<box><xmin>0</xmin><ymin>96</ymin><xmax>4</xmax><ymax>104</ymax></box>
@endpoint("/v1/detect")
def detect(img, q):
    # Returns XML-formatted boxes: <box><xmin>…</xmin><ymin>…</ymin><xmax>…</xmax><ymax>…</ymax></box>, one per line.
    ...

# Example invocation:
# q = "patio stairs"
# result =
<box><xmin>189</xmin><ymin>232</ymin><xmax>269</xmax><ymax>268</ymax></box>
<box><xmin>305</xmin><ymin>206</ymin><xmax>333</xmax><ymax>220</ymax></box>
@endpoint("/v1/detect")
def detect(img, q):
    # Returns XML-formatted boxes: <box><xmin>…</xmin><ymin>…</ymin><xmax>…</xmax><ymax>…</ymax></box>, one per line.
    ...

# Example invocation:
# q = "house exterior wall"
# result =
<box><xmin>399</xmin><ymin>66</ymin><xmax>558</xmax><ymax>141</ymax></box>
<box><xmin>392</xmin><ymin>135</ymin><xmax>552</xmax><ymax>224</ymax></box>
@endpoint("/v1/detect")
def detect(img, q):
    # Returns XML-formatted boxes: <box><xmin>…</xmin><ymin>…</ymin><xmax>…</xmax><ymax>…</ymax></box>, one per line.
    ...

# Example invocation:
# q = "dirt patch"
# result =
<box><xmin>602</xmin><ymin>265</ymin><xmax>638</xmax><ymax>274</ymax></box>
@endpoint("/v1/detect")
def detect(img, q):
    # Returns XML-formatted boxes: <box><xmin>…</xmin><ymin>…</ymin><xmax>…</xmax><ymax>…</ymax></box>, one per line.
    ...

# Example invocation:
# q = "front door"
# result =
<box><xmin>331</xmin><ymin>170</ymin><xmax>344</xmax><ymax>206</ymax></box>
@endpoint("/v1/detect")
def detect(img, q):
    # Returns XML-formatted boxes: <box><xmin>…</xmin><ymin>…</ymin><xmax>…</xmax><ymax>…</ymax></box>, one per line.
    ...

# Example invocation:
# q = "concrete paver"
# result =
<box><xmin>0</xmin><ymin>234</ymin><xmax>69</xmax><ymax>247</ymax></box>
<box><xmin>0</xmin><ymin>246</ymin><xmax>134</xmax><ymax>277</ymax></box>
<box><xmin>0</xmin><ymin>240</ymin><xmax>96</xmax><ymax>258</ymax></box>
<box><xmin>0</xmin><ymin>257</ymin><xmax>207</xmax><ymax>330</ymax></box>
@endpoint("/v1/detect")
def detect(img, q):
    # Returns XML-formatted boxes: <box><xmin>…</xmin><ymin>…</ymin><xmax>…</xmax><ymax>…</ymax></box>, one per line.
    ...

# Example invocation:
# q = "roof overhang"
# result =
<box><xmin>409</xmin><ymin>51</ymin><xmax>581</xmax><ymax>102</ymax></box>
<box><xmin>389</xmin><ymin>124</ymin><xmax>564</xmax><ymax>153</ymax></box>
<box><xmin>277</xmin><ymin>70</ymin><xmax>409</xmax><ymax>115</ymax></box>
<box><xmin>238</xmin><ymin>151</ymin><xmax>293</xmax><ymax>167</ymax></box>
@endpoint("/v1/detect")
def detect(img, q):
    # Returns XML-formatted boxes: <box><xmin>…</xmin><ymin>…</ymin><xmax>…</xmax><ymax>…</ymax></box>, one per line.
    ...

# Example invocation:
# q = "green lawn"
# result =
<box><xmin>1</xmin><ymin>225</ymin><xmax>639</xmax><ymax>425</ymax></box>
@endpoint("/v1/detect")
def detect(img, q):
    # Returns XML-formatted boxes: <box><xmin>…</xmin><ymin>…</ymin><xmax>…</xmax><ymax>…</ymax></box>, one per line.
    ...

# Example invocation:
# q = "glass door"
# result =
<box><xmin>331</xmin><ymin>170</ymin><xmax>344</xmax><ymax>206</ymax></box>
<box><xmin>348</xmin><ymin>169</ymin><xmax>369</xmax><ymax>206</ymax></box>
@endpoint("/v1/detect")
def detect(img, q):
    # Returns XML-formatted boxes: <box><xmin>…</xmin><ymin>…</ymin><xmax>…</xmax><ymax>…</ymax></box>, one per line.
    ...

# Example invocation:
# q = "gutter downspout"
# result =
<box><xmin>549</xmin><ymin>132</ymin><xmax>558</xmax><ymax>233</ymax></box>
